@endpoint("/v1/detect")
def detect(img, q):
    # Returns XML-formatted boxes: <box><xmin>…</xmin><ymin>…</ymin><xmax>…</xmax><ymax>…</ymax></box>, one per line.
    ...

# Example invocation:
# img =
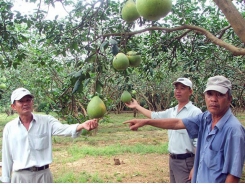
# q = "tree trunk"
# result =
<box><xmin>214</xmin><ymin>0</ymin><xmax>245</xmax><ymax>44</ymax></box>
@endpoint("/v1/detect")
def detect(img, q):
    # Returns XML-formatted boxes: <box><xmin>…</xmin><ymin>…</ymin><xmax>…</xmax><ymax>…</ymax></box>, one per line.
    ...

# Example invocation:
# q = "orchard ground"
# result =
<box><xmin>0</xmin><ymin>112</ymin><xmax>244</xmax><ymax>182</ymax></box>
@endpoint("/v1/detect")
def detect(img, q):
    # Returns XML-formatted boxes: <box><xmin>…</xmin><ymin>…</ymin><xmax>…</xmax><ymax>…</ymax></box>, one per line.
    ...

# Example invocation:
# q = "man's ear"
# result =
<box><xmin>11</xmin><ymin>104</ymin><xmax>16</xmax><ymax>111</ymax></box>
<box><xmin>228</xmin><ymin>95</ymin><xmax>233</xmax><ymax>102</ymax></box>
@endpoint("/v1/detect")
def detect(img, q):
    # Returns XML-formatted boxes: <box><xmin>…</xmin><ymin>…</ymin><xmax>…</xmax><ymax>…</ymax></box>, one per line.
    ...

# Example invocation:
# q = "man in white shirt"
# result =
<box><xmin>125</xmin><ymin>78</ymin><xmax>202</xmax><ymax>183</ymax></box>
<box><xmin>1</xmin><ymin>87</ymin><xmax>99</xmax><ymax>183</ymax></box>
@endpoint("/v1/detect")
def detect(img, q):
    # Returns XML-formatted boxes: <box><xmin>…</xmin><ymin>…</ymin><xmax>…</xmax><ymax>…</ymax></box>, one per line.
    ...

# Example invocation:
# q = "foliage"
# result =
<box><xmin>0</xmin><ymin>0</ymin><xmax>244</xmax><ymax>121</ymax></box>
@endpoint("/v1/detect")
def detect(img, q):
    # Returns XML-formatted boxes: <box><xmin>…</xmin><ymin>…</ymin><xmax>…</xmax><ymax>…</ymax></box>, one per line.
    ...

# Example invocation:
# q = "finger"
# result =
<box><xmin>131</xmin><ymin>126</ymin><xmax>138</xmax><ymax>131</ymax></box>
<box><xmin>123</xmin><ymin>121</ymin><xmax>130</xmax><ymax>124</ymax></box>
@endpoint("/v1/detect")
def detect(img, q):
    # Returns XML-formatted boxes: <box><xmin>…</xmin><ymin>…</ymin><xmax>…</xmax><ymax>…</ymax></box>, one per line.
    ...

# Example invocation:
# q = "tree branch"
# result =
<box><xmin>213</xmin><ymin>0</ymin><xmax>245</xmax><ymax>44</ymax></box>
<box><xmin>102</xmin><ymin>25</ymin><xmax>245</xmax><ymax>56</ymax></box>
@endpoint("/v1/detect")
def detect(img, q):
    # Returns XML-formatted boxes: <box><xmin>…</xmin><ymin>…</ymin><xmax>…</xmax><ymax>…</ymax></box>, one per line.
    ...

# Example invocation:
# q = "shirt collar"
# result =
<box><xmin>17</xmin><ymin>113</ymin><xmax>36</xmax><ymax>124</ymax></box>
<box><xmin>205</xmin><ymin>108</ymin><xmax>232</xmax><ymax>130</ymax></box>
<box><xmin>175</xmin><ymin>101</ymin><xmax>192</xmax><ymax>109</ymax></box>
<box><xmin>214</xmin><ymin>108</ymin><xmax>232</xmax><ymax>130</ymax></box>
<box><xmin>32</xmin><ymin>113</ymin><xmax>37</xmax><ymax>122</ymax></box>
<box><xmin>184</xmin><ymin>101</ymin><xmax>193</xmax><ymax>109</ymax></box>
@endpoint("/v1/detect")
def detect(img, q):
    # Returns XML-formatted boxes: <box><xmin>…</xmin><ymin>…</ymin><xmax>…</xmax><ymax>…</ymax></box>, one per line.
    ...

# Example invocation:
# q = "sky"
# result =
<box><xmin>11</xmin><ymin>0</ymin><xmax>72</xmax><ymax>20</ymax></box>
<box><xmin>11</xmin><ymin>0</ymin><xmax>124</xmax><ymax>20</ymax></box>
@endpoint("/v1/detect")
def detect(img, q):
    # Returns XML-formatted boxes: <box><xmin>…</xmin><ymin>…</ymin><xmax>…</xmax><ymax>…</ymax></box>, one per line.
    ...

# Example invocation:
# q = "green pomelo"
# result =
<box><xmin>136</xmin><ymin>0</ymin><xmax>172</xmax><ymax>21</ymax></box>
<box><xmin>131</xmin><ymin>90</ymin><xmax>137</xmax><ymax>95</ymax></box>
<box><xmin>121</xmin><ymin>91</ymin><xmax>132</xmax><ymax>103</ymax></box>
<box><xmin>121</xmin><ymin>0</ymin><xmax>140</xmax><ymax>23</ymax></box>
<box><xmin>87</xmin><ymin>96</ymin><xmax>106</xmax><ymax>118</ymax></box>
<box><xmin>112</xmin><ymin>53</ymin><xmax>129</xmax><ymax>71</ymax></box>
<box><xmin>0</xmin><ymin>83</ymin><xmax>6</xmax><ymax>90</ymax></box>
<box><xmin>126</xmin><ymin>51</ymin><xmax>142</xmax><ymax>67</ymax></box>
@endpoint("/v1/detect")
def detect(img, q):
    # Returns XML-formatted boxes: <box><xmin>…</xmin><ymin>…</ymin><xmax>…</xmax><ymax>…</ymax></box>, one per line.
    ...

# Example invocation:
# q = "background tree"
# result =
<box><xmin>0</xmin><ymin>0</ymin><xmax>244</xmax><ymax>121</ymax></box>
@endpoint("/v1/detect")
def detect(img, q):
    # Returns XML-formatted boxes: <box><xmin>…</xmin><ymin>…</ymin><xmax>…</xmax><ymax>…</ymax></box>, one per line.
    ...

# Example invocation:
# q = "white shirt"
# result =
<box><xmin>151</xmin><ymin>101</ymin><xmax>202</xmax><ymax>154</ymax></box>
<box><xmin>1</xmin><ymin>113</ymin><xmax>81</xmax><ymax>182</ymax></box>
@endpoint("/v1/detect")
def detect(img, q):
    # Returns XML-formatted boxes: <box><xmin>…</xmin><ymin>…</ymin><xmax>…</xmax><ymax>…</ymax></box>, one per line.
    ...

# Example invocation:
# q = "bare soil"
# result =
<box><xmin>0</xmin><ymin>154</ymin><xmax>170</xmax><ymax>183</ymax></box>
<box><xmin>50</xmin><ymin>152</ymin><xmax>170</xmax><ymax>183</ymax></box>
<box><xmin>0</xmin><ymin>146</ymin><xmax>170</xmax><ymax>183</ymax></box>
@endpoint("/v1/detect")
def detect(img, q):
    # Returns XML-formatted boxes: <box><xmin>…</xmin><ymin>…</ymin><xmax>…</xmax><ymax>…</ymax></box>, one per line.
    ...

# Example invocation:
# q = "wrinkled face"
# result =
<box><xmin>174</xmin><ymin>83</ymin><xmax>192</xmax><ymax>103</ymax></box>
<box><xmin>204</xmin><ymin>90</ymin><xmax>232</xmax><ymax>116</ymax></box>
<box><xmin>11</xmin><ymin>95</ymin><xmax>34</xmax><ymax>115</ymax></box>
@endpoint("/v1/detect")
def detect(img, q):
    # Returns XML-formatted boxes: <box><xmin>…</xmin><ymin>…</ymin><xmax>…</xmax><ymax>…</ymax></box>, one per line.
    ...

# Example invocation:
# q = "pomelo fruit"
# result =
<box><xmin>87</xmin><ymin>96</ymin><xmax>106</xmax><ymax>118</ymax></box>
<box><xmin>121</xmin><ymin>0</ymin><xmax>140</xmax><ymax>23</ymax></box>
<box><xmin>112</xmin><ymin>53</ymin><xmax>129</xmax><ymax>71</ymax></box>
<box><xmin>121</xmin><ymin>91</ymin><xmax>132</xmax><ymax>103</ymax></box>
<box><xmin>136</xmin><ymin>0</ymin><xmax>172</xmax><ymax>21</ymax></box>
<box><xmin>131</xmin><ymin>90</ymin><xmax>137</xmax><ymax>95</ymax></box>
<box><xmin>126</xmin><ymin>51</ymin><xmax>141</xmax><ymax>67</ymax></box>
<box><xmin>0</xmin><ymin>83</ymin><xmax>6</xmax><ymax>90</ymax></box>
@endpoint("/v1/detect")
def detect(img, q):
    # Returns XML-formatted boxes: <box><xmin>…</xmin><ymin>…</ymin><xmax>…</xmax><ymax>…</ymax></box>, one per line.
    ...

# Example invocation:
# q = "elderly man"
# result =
<box><xmin>2</xmin><ymin>87</ymin><xmax>99</xmax><ymax>183</ymax></box>
<box><xmin>125</xmin><ymin>78</ymin><xmax>202</xmax><ymax>183</ymax></box>
<box><xmin>124</xmin><ymin>75</ymin><xmax>245</xmax><ymax>183</ymax></box>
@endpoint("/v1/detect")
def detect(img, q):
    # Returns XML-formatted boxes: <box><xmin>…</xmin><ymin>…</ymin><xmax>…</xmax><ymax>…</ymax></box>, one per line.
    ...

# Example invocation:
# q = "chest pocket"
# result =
<box><xmin>29</xmin><ymin>133</ymin><xmax>49</xmax><ymax>150</ymax></box>
<box><xmin>204</xmin><ymin>147</ymin><xmax>223</xmax><ymax>170</ymax></box>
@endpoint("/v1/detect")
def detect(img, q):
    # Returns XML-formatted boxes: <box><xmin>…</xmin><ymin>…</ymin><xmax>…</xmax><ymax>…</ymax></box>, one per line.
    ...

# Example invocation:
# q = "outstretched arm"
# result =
<box><xmin>124</xmin><ymin>118</ymin><xmax>185</xmax><ymax>131</ymax></box>
<box><xmin>125</xmin><ymin>98</ymin><xmax>152</xmax><ymax>118</ymax></box>
<box><xmin>76</xmin><ymin>119</ymin><xmax>98</xmax><ymax>132</ymax></box>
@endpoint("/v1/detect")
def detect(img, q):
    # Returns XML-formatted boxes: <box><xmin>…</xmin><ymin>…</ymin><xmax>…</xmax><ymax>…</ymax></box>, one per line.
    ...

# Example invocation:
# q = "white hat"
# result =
<box><xmin>203</xmin><ymin>75</ymin><xmax>231</xmax><ymax>94</ymax></box>
<box><xmin>173</xmin><ymin>78</ymin><xmax>192</xmax><ymax>89</ymax></box>
<box><xmin>11</xmin><ymin>88</ymin><xmax>34</xmax><ymax>104</ymax></box>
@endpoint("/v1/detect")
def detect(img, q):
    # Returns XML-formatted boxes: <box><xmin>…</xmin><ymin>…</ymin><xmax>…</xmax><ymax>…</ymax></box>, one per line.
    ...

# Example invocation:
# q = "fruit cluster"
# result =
<box><xmin>121</xmin><ymin>0</ymin><xmax>172</xmax><ymax>22</ymax></box>
<box><xmin>112</xmin><ymin>51</ymin><xmax>141</xmax><ymax>71</ymax></box>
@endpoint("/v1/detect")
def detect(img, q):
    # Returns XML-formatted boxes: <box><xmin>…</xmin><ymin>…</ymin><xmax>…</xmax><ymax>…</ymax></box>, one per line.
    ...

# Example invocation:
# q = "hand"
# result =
<box><xmin>79</xmin><ymin>119</ymin><xmax>99</xmax><ymax>131</ymax></box>
<box><xmin>125</xmin><ymin>98</ymin><xmax>139</xmax><ymax>109</ymax></box>
<box><xmin>123</xmin><ymin>119</ymin><xmax>147</xmax><ymax>131</ymax></box>
<box><xmin>188</xmin><ymin>167</ymin><xmax>194</xmax><ymax>181</ymax></box>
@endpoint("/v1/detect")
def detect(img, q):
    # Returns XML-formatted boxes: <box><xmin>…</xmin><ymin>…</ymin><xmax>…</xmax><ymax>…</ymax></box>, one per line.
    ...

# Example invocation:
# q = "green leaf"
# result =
<box><xmin>95</xmin><ymin>80</ymin><xmax>103</xmax><ymax>93</ymax></box>
<box><xmin>100</xmin><ymin>41</ymin><xmax>109</xmax><ymax>52</ymax></box>
<box><xmin>111</xmin><ymin>44</ymin><xmax>119</xmax><ymax>56</ymax></box>
<box><xmin>72</xmin><ymin>79</ymin><xmax>81</xmax><ymax>94</ymax></box>
<box><xmin>71</xmin><ymin>41</ymin><xmax>78</xmax><ymax>51</ymax></box>
<box><xmin>109</xmin><ymin>39</ymin><xmax>118</xmax><ymax>45</ymax></box>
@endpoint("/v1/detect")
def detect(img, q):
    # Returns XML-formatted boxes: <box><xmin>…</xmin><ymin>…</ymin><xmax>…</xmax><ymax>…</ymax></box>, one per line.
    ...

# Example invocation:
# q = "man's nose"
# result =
<box><xmin>209</xmin><ymin>95</ymin><xmax>218</xmax><ymax>101</ymax></box>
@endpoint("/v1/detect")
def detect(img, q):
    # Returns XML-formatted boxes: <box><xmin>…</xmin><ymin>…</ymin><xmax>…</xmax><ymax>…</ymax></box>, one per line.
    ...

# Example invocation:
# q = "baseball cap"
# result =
<box><xmin>11</xmin><ymin>88</ymin><xmax>34</xmax><ymax>104</ymax></box>
<box><xmin>203</xmin><ymin>75</ymin><xmax>231</xmax><ymax>94</ymax></box>
<box><xmin>173</xmin><ymin>78</ymin><xmax>192</xmax><ymax>89</ymax></box>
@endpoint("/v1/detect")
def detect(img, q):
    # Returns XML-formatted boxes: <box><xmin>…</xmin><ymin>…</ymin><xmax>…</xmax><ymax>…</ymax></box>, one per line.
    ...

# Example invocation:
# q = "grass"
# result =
<box><xmin>0</xmin><ymin>111</ymin><xmax>244</xmax><ymax>182</ymax></box>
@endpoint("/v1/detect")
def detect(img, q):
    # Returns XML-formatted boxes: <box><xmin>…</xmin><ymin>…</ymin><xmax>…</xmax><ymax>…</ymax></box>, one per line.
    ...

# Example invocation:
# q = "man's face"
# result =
<box><xmin>11</xmin><ymin>95</ymin><xmax>34</xmax><ymax>115</ymax></box>
<box><xmin>204</xmin><ymin>90</ymin><xmax>232</xmax><ymax>116</ymax></box>
<box><xmin>174</xmin><ymin>83</ymin><xmax>192</xmax><ymax>103</ymax></box>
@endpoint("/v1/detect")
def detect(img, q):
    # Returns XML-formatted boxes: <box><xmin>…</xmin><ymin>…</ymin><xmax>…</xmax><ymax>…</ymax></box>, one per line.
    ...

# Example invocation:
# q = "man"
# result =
<box><xmin>125</xmin><ymin>78</ymin><xmax>202</xmax><ymax>183</ymax></box>
<box><xmin>1</xmin><ymin>87</ymin><xmax>99</xmax><ymax>183</ymax></box>
<box><xmin>124</xmin><ymin>75</ymin><xmax>245</xmax><ymax>183</ymax></box>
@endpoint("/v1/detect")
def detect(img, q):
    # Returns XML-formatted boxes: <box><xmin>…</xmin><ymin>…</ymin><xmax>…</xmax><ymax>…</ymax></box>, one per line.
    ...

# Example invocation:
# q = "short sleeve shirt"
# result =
<box><xmin>182</xmin><ymin>108</ymin><xmax>245</xmax><ymax>182</ymax></box>
<box><xmin>151</xmin><ymin>101</ymin><xmax>202</xmax><ymax>154</ymax></box>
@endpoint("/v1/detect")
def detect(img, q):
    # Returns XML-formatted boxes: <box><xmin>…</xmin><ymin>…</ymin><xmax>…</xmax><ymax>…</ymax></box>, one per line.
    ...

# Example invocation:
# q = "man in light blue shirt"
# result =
<box><xmin>124</xmin><ymin>75</ymin><xmax>245</xmax><ymax>182</ymax></box>
<box><xmin>125</xmin><ymin>78</ymin><xmax>202</xmax><ymax>182</ymax></box>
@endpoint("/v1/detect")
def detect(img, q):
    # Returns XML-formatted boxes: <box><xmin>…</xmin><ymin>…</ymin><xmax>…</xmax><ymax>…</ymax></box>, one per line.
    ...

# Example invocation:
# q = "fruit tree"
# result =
<box><xmin>0</xmin><ymin>0</ymin><xmax>244</xmax><ymax>119</ymax></box>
